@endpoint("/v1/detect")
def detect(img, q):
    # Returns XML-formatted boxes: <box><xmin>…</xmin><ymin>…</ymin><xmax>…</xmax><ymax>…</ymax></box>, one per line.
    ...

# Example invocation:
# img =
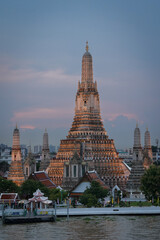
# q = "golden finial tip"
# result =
<box><xmin>86</xmin><ymin>41</ymin><xmax>89</xmax><ymax>52</ymax></box>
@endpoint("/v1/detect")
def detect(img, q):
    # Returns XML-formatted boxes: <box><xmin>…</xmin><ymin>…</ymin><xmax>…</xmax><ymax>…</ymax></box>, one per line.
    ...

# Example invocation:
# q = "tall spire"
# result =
<box><xmin>13</xmin><ymin>126</ymin><xmax>20</xmax><ymax>149</ymax></box>
<box><xmin>86</xmin><ymin>41</ymin><xmax>89</xmax><ymax>52</ymax></box>
<box><xmin>133</xmin><ymin>124</ymin><xmax>143</xmax><ymax>161</ymax></box>
<box><xmin>43</xmin><ymin>129</ymin><xmax>49</xmax><ymax>150</ymax></box>
<box><xmin>81</xmin><ymin>41</ymin><xmax>93</xmax><ymax>83</ymax></box>
<box><xmin>144</xmin><ymin>127</ymin><xmax>151</xmax><ymax>148</ymax></box>
<box><xmin>8</xmin><ymin>127</ymin><xmax>25</xmax><ymax>186</ymax></box>
<box><xmin>134</xmin><ymin>123</ymin><xmax>141</xmax><ymax>148</ymax></box>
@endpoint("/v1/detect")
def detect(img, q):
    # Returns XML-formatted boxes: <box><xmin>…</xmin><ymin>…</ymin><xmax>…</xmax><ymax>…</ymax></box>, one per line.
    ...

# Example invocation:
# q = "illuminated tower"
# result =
<box><xmin>8</xmin><ymin>125</ymin><xmax>25</xmax><ymax>186</ymax></box>
<box><xmin>48</xmin><ymin>42</ymin><xmax>129</xmax><ymax>189</ymax></box>
<box><xmin>40</xmin><ymin>129</ymin><xmax>50</xmax><ymax>171</ymax></box>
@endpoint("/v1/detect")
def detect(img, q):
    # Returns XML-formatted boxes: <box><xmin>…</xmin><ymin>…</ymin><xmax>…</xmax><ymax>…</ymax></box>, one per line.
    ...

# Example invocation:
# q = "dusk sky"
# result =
<box><xmin>1</xmin><ymin>0</ymin><xmax>160</xmax><ymax>149</ymax></box>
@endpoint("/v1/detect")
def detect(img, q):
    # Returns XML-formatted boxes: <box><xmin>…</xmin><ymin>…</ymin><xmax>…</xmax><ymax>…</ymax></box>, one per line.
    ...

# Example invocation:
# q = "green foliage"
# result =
<box><xmin>85</xmin><ymin>181</ymin><xmax>108</xmax><ymax>199</ymax></box>
<box><xmin>80</xmin><ymin>193</ymin><xmax>97</xmax><ymax>207</ymax></box>
<box><xmin>79</xmin><ymin>181</ymin><xmax>109</xmax><ymax>207</ymax></box>
<box><xmin>0</xmin><ymin>177</ymin><xmax>19</xmax><ymax>193</ymax></box>
<box><xmin>20</xmin><ymin>179</ymin><xmax>49</xmax><ymax>199</ymax></box>
<box><xmin>49</xmin><ymin>188</ymin><xmax>68</xmax><ymax>202</ymax></box>
<box><xmin>141</xmin><ymin>165</ymin><xmax>160</xmax><ymax>201</ymax></box>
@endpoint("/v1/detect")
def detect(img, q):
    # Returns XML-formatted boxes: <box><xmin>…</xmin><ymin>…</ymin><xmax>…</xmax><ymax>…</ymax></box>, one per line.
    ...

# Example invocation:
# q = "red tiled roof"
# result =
<box><xmin>0</xmin><ymin>193</ymin><xmax>19</xmax><ymax>203</ymax></box>
<box><xmin>85</xmin><ymin>171</ymin><xmax>108</xmax><ymax>189</ymax></box>
<box><xmin>34</xmin><ymin>172</ymin><xmax>46</xmax><ymax>180</ymax></box>
<box><xmin>29</xmin><ymin>171</ymin><xmax>56</xmax><ymax>189</ymax></box>
<box><xmin>70</xmin><ymin>170</ymin><xmax>109</xmax><ymax>194</ymax></box>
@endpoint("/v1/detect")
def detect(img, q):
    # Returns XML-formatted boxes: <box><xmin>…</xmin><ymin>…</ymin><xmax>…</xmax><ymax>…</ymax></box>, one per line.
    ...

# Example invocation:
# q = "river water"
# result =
<box><xmin>0</xmin><ymin>215</ymin><xmax>160</xmax><ymax>240</ymax></box>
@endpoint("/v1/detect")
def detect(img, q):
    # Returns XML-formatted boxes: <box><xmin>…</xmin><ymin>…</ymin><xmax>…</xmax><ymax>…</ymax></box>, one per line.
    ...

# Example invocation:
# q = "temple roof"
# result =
<box><xmin>0</xmin><ymin>193</ymin><xmax>19</xmax><ymax>203</ymax></box>
<box><xmin>29</xmin><ymin>171</ymin><xmax>56</xmax><ymax>189</ymax></box>
<box><xmin>71</xmin><ymin>170</ymin><xmax>109</xmax><ymax>194</ymax></box>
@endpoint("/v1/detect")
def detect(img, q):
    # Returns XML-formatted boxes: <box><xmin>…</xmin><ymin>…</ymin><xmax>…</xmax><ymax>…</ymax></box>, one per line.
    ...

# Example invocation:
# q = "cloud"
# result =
<box><xmin>0</xmin><ymin>63</ymin><xmax>79</xmax><ymax>86</ymax></box>
<box><xmin>11</xmin><ymin>107</ymin><xmax>73</xmax><ymax>124</ymax></box>
<box><xmin>103</xmin><ymin>112</ymin><xmax>138</xmax><ymax>122</ymax></box>
<box><xmin>20</xmin><ymin>125</ymin><xmax>36</xmax><ymax>130</ymax></box>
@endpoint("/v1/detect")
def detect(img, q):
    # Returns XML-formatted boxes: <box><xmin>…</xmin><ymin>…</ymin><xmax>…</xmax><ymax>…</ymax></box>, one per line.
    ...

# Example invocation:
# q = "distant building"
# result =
<box><xmin>39</xmin><ymin>129</ymin><xmax>50</xmax><ymax>171</ymax></box>
<box><xmin>34</xmin><ymin>145</ymin><xmax>42</xmax><ymax>154</ymax></box>
<box><xmin>49</xmin><ymin>145</ymin><xmax>56</xmax><ymax>153</ymax></box>
<box><xmin>118</xmin><ymin>149</ymin><xmax>133</xmax><ymax>167</ymax></box>
<box><xmin>20</xmin><ymin>145</ymin><xmax>28</xmax><ymax>160</ymax></box>
<box><xmin>0</xmin><ymin>146</ymin><xmax>12</xmax><ymax>164</ymax></box>
<box><xmin>152</xmin><ymin>147</ymin><xmax>160</xmax><ymax>163</ymax></box>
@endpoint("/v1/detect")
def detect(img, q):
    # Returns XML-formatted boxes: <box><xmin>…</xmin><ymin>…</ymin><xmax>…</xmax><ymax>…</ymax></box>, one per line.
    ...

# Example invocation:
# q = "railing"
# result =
<box><xmin>3</xmin><ymin>209</ymin><xmax>26</xmax><ymax>217</ymax></box>
<box><xmin>36</xmin><ymin>208</ymin><xmax>55</xmax><ymax>216</ymax></box>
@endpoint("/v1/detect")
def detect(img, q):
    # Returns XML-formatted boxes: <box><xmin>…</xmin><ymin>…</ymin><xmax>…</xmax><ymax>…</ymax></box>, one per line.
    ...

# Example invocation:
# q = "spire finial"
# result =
<box><xmin>86</xmin><ymin>41</ymin><xmax>89</xmax><ymax>52</ymax></box>
<box><xmin>136</xmin><ymin>121</ymin><xmax>138</xmax><ymax>128</ymax></box>
<box><xmin>16</xmin><ymin>123</ymin><xmax>18</xmax><ymax>129</ymax></box>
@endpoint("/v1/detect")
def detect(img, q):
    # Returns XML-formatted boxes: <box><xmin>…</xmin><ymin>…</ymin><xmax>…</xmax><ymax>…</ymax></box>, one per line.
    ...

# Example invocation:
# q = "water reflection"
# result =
<box><xmin>0</xmin><ymin>216</ymin><xmax>160</xmax><ymax>240</ymax></box>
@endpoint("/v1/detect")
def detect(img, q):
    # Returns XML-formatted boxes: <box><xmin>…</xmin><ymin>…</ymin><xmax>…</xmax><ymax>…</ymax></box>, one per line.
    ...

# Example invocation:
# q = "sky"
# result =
<box><xmin>0</xmin><ymin>0</ymin><xmax>160</xmax><ymax>150</ymax></box>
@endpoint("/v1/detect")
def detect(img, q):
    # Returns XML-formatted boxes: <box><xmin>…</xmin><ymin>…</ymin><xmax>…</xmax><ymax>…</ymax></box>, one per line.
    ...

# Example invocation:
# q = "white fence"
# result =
<box><xmin>4</xmin><ymin>209</ymin><xmax>26</xmax><ymax>217</ymax></box>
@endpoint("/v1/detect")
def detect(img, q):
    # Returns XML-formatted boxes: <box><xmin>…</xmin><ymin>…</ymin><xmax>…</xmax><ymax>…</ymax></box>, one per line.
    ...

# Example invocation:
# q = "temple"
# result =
<box><xmin>8</xmin><ymin>125</ymin><xmax>25</xmax><ymax>186</ymax></box>
<box><xmin>48</xmin><ymin>42</ymin><xmax>129</xmax><ymax>190</ymax></box>
<box><xmin>126</xmin><ymin>124</ymin><xmax>153</xmax><ymax>198</ymax></box>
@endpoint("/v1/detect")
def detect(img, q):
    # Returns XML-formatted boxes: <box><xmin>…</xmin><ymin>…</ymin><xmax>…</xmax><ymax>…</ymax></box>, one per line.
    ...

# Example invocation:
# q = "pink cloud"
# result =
<box><xmin>103</xmin><ymin>113</ymin><xmax>138</xmax><ymax>121</ymax></box>
<box><xmin>11</xmin><ymin>107</ymin><xmax>73</xmax><ymax>123</ymax></box>
<box><xmin>20</xmin><ymin>125</ymin><xmax>36</xmax><ymax>130</ymax></box>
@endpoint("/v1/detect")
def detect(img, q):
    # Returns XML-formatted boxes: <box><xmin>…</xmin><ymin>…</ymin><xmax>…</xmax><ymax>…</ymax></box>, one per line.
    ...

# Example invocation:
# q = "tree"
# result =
<box><xmin>0</xmin><ymin>177</ymin><xmax>19</xmax><ymax>193</ymax></box>
<box><xmin>49</xmin><ymin>188</ymin><xmax>68</xmax><ymax>202</ymax></box>
<box><xmin>20</xmin><ymin>179</ymin><xmax>49</xmax><ymax>199</ymax></box>
<box><xmin>80</xmin><ymin>181</ymin><xmax>109</xmax><ymax>207</ymax></box>
<box><xmin>141</xmin><ymin>165</ymin><xmax>160</xmax><ymax>201</ymax></box>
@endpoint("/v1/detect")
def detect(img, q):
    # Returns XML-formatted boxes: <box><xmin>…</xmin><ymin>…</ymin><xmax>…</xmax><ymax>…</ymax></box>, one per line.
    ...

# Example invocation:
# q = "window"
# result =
<box><xmin>66</xmin><ymin>166</ymin><xmax>69</xmax><ymax>177</ymax></box>
<box><xmin>26</xmin><ymin>167</ymin><xmax>28</xmax><ymax>176</ymax></box>
<box><xmin>74</xmin><ymin>165</ymin><xmax>76</xmax><ymax>177</ymax></box>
